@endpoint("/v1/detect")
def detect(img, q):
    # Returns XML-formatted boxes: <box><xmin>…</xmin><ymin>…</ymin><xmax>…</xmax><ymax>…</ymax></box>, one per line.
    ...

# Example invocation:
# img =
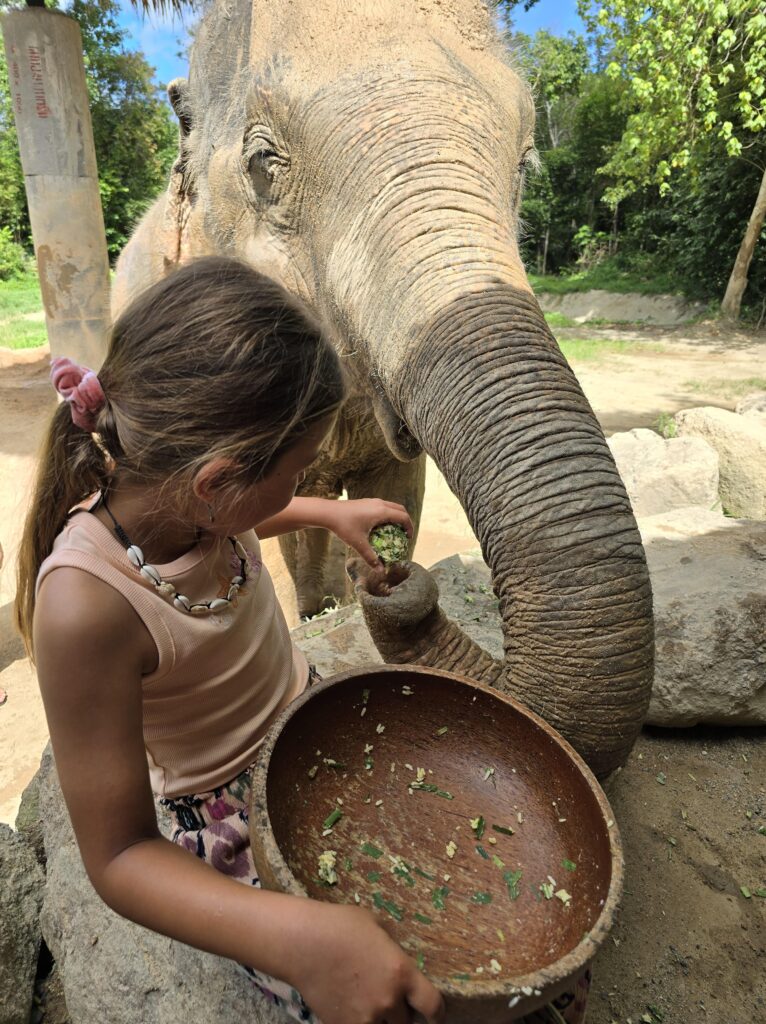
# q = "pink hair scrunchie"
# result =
<box><xmin>50</xmin><ymin>356</ymin><xmax>106</xmax><ymax>432</ymax></box>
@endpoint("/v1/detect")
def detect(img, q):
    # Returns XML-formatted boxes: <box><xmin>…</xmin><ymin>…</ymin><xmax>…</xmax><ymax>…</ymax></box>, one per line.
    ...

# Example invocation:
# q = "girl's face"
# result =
<box><xmin>207</xmin><ymin>416</ymin><xmax>334</xmax><ymax>535</ymax></box>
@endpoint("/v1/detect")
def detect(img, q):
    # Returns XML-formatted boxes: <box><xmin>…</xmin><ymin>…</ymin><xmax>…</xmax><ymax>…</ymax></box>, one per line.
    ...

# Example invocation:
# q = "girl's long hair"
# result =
<box><xmin>15</xmin><ymin>256</ymin><xmax>345</xmax><ymax>657</ymax></box>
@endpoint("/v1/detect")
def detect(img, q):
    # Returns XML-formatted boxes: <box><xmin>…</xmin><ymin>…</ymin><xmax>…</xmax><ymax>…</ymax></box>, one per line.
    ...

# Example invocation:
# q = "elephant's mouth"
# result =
<box><xmin>370</xmin><ymin>389</ymin><xmax>422</xmax><ymax>463</ymax></box>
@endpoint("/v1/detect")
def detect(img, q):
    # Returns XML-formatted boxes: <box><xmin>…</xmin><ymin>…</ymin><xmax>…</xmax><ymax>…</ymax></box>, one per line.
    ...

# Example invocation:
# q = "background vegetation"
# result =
<box><xmin>0</xmin><ymin>0</ymin><xmax>764</xmax><ymax>327</ymax></box>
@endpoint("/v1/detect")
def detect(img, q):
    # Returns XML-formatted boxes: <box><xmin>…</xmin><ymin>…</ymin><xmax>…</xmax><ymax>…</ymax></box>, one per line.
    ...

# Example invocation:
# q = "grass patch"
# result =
<box><xmin>543</xmin><ymin>311</ymin><xmax>578</xmax><ymax>328</ymax></box>
<box><xmin>0</xmin><ymin>274</ymin><xmax>46</xmax><ymax>349</ymax></box>
<box><xmin>529</xmin><ymin>263</ymin><xmax>679</xmax><ymax>297</ymax></box>
<box><xmin>682</xmin><ymin>377</ymin><xmax>766</xmax><ymax>399</ymax></box>
<box><xmin>557</xmin><ymin>337</ymin><xmax>664</xmax><ymax>362</ymax></box>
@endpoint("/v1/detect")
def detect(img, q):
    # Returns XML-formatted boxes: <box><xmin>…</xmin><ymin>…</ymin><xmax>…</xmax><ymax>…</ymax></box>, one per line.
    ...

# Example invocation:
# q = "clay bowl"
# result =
<box><xmin>250</xmin><ymin>666</ymin><xmax>622</xmax><ymax>1023</ymax></box>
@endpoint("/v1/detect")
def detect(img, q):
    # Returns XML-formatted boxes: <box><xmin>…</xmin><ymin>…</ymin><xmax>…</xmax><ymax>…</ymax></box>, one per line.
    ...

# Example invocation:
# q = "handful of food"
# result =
<box><xmin>369</xmin><ymin>523</ymin><xmax>410</xmax><ymax>565</ymax></box>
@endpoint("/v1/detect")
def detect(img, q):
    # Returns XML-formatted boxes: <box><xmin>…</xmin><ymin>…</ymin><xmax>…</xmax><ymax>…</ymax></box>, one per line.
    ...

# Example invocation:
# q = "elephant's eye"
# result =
<box><xmin>243</xmin><ymin>129</ymin><xmax>289</xmax><ymax>196</ymax></box>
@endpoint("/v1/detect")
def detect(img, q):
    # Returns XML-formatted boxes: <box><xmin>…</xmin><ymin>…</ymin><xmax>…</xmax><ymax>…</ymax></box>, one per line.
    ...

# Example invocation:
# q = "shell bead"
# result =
<box><xmin>140</xmin><ymin>564</ymin><xmax>162</xmax><ymax>585</ymax></box>
<box><xmin>209</xmin><ymin>598</ymin><xmax>230</xmax><ymax>611</ymax></box>
<box><xmin>227</xmin><ymin>585</ymin><xmax>240</xmax><ymax>601</ymax></box>
<box><xmin>232</xmin><ymin>576</ymin><xmax>245</xmax><ymax>586</ymax></box>
<box><xmin>174</xmin><ymin>595</ymin><xmax>191</xmax><ymax>612</ymax></box>
<box><xmin>190</xmin><ymin>605</ymin><xmax>208</xmax><ymax>616</ymax></box>
<box><xmin>234</xmin><ymin>541</ymin><xmax>248</xmax><ymax>561</ymax></box>
<box><xmin>158</xmin><ymin>582</ymin><xmax>176</xmax><ymax>597</ymax></box>
<box><xmin>127</xmin><ymin>545</ymin><xmax>144</xmax><ymax>567</ymax></box>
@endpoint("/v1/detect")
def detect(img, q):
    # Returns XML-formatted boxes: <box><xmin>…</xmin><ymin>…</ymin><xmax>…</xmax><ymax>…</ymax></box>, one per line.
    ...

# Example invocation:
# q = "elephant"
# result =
<box><xmin>113</xmin><ymin>0</ymin><xmax>654</xmax><ymax>777</ymax></box>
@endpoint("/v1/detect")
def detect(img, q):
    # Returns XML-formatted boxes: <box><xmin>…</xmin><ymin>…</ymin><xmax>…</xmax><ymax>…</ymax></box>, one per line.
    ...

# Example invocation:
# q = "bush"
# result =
<box><xmin>0</xmin><ymin>227</ymin><xmax>29</xmax><ymax>280</ymax></box>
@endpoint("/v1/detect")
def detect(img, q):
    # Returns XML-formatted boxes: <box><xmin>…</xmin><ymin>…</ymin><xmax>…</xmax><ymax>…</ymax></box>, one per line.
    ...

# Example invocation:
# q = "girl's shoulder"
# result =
<box><xmin>35</xmin><ymin>564</ymin><xmax>158</xmax><ymax>677</ymax></box>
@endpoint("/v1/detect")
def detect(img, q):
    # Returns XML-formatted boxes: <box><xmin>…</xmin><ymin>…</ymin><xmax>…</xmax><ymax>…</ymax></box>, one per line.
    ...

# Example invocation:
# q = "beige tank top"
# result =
<box><xmin>37</xmin><ymin>499</ymin><xmax>309</xmax><ymax>798</ymax></box>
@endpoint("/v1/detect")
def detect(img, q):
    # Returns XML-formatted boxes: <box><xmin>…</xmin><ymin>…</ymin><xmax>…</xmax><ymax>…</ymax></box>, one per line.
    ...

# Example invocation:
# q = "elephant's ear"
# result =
<box><xmin>161</xmin><ymin>77</ymin><xmax>197</xmax><ymax>269</ymax></box>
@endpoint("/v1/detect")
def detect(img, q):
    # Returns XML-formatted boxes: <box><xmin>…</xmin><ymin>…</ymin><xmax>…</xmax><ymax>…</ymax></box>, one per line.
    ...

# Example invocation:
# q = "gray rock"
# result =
<box><xmin>640</xmin><ymin>507</ymin><xmax>766</xmax><ymax>726</ymax></box>
<box><xmin>607</xmin><ymin>428</ymin><xmax>720</xmax><ymax>517</ymax></box>
<box><xmin>736</xmin><ymin>391</ymin><xmax>766</xmax><ymax>418</ymax></box>
<box><xmin>15</xmin><ymin>768</ymin><xmax>45</xmax><ymax>867</ymax></box>
<box><xmin>0</xmin><ymin>823</ymin><xmax>45</xmax><ymax>1024</ymax></box>
<box><xmin>674</xmin><ymin>406</ymin><xmax>766</xmax><ymax>519</ymax></box>
<box><xmin>36</xmin><ymin>746</ymin><xmax>291</xmax><ymax>1024</ymax></box>
<box><xmin>536</xmin><ymin>289</ymin><xmax>705</xmax><ymax>325</ymax></box>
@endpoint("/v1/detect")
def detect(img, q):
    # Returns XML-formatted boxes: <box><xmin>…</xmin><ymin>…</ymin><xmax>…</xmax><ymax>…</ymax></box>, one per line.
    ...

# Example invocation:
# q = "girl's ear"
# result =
<box><xmin>192</xmin><ymin>457</ymin><xmax>241</xmax><ymax>504</ymax></box>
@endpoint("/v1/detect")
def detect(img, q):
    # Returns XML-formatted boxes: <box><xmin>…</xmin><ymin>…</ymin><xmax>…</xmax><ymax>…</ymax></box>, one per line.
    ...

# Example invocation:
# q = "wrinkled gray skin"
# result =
<box><xmin>113</xmin><ymin>0</ymin><xmax>653</xmax><ymax>776</ymax></box>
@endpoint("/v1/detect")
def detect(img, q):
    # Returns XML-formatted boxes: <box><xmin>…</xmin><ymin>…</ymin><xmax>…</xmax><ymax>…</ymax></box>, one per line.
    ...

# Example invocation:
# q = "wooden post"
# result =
<box><xmin>1</xmin><ymin>7</ymin><xmax>110</xmax><ymax>368</ymax></box>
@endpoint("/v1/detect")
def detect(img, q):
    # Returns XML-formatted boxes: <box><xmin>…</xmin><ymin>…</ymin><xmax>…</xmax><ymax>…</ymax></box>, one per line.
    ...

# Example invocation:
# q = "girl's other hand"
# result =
<box><xmin>287</xmin><ymin>901</ymin><xmax>445</xmax><ymax>1024</ymax></box>
<box><xmin>331</xmin><ymin>499</ymin><xmax>413</xmax><ymax>567</ymax></box>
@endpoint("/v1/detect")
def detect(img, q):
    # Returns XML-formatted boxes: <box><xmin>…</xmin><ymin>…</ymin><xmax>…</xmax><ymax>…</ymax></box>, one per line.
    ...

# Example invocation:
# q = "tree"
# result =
<box><xmin>579</xmin><ymin>0</ymin><xmax>766</xmax><ymax>318</ymax></box>
<box><xmin>0</xmin><ymin>0</ymin><xmax>176</xmax><ymax>260</ymax></box>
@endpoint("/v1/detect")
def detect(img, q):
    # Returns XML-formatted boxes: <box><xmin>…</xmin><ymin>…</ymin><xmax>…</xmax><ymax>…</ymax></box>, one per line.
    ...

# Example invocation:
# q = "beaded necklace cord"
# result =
<box><xmin>98</xmin><ymin>491</ymin><xmax>248</xmax><ymax>616</ymax></box>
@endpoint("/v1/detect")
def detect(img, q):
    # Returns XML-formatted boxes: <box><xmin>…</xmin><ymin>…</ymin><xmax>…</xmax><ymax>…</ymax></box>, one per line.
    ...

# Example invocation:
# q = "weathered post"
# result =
<box><xmin>1</xmin><ymin>5</ymin><xmax>110</xmax><ymax>368</ymax></box>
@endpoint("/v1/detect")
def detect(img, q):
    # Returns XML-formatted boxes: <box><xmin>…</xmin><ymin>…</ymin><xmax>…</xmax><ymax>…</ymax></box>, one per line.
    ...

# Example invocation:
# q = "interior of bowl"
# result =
<box><xmin>264</xmin><ymin>668</ymin><xmax>615</xmax><ymax>984</ymax></box>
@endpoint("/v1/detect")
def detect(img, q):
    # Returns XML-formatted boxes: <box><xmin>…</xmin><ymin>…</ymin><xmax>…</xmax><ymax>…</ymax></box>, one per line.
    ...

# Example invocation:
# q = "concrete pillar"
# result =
<box><xmin>1</xmin><ymin>7</ymin><xmax>110</xmax><ymax>369</ymax></box>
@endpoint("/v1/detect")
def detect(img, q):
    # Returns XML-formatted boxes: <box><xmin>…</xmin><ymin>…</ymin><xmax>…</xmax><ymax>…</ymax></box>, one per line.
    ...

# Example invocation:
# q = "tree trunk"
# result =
<box><xmin>721</xmin><ymin>163</ymin><xmax>766</xmax><ymax>320</ymax></box>
<box><xmin>542</xmin><ymin>224</ymin><xmax>550</xmax><ymax>275</ymax></box>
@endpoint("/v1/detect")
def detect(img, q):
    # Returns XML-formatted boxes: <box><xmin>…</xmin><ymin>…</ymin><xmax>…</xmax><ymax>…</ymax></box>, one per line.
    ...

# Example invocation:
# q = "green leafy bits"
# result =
<box><xmin>361</xmin><ymin>842</ymin><xmax>384</xmax><ymax>859</ymax></box>
<box><xmin>656</xmin><ymin>772</ymin><xmax>667</xmax><ymax>785</ymax></box>
<box><xmin>470</xmin><ymin>815</ymin><xmax>486</xmax><ymax>839</ymax></box>
<box><xmin>471</xmin><ymin>892</ymin><xmax>493</xmax><ymax>905</ymax></box>
<box><xmin>492</xmin><ymin>824</ymin><xmax>515</xmax><ymax>837</ymax></box>
<box><xmin>562</xmin><ymin>859</ymin><xmax>577</xmax><ymax>872</ymax></box>
<box><xmin>476</xmin><ymin>845</ymin><xmax>490</xmax><ymax>860</ymax></box>
<box><xmin>373</xmin><ymin>892</ymin><xmax>404</xmax><ymax>921</ymax></box>
<box><xmin>322</xmin><ymin>808</ymin><xmax>343</xmax><ymax>830</ymax></box>
<box><xmin>414</xmin><ymin>913</ymin><xmax>433</xmax><ymax>925</ymax></box>
<box><xmin>491</xmin><ymin>854</ymin><xmax>505</xmax><ymax>869</ymax></box>
<box><xmin>367</xmin><ymin>871</ymin><xmax>382</xmax><ymax>882</ymax></box>
<box><xmin>503</xmin><ymin>869</ymin><xmax>523</xmax><ymax>900</ymax></box>
<box><xmin>369</xmin><ymin>523</ymin><xmax>409</xmax><ymax>565</ymax></box>
<box><xmin>431</xmin><ymin>886</ymin><xmax>450</xmax><ymax>910</ymax></box>
<box><xmin>414</xmin><ymin>867</ymin><xmax>436</xmax><ymax>881</ymax></box>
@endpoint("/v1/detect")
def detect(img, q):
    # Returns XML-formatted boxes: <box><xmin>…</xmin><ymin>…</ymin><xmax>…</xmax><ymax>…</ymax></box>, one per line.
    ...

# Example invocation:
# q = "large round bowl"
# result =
<box><xmin>250</xmin><ymin>666</ymin><xmax>622</xmax><ymax>1023</ymax></box>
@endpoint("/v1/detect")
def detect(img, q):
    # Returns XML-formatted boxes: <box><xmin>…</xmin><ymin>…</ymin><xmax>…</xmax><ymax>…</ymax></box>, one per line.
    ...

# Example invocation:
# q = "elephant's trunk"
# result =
<box><xmin>383</xmin><ymin>285</ymin><xmax>654</xmax><ymax>776</ymax></box>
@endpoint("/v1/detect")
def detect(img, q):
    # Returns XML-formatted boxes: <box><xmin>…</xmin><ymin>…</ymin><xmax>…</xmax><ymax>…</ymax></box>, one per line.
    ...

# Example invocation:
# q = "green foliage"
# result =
<box><xmin>578</xmin><ymin>0</ymin><xmax>766</xmax><ymax>201</ymax></box>
<box><xmin>0</xmin><ymin>226</ymin><xmax>29</xmax><ymax>280</ymax></box>
<box><xmin>556</xmin><ymin>336</ymin><xmax>665</xmax><ymax>362</ymax></box>
<box><xmin>529</xmin><ymin>260</ymin><xmax>678</xmax><ymax>296</ymax></box>
<box><xmin>0</xmin><ymin>0</ymin><xmax>177</xmax><ymax>261</ymax></box>
<box><xmin>654</xmin><ymin>413</ymin><xmax>677</xmax><ymax>439</ymax></box>
<box><xmin>0</xmin><ymin>273</ymin><xmax>46</xmax><ymax>349</ymax></box>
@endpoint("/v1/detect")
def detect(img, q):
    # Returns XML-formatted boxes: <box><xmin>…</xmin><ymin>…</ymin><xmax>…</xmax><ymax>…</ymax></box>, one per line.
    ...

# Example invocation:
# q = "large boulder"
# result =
<box><xmin>674</xmin><ymin>406</ymin><xmax>766</xmax><ymax>519</ymax></box>
<box><xmin>607</xmin><ymin>428</ymin><xmax>719</xmax><ymax>517</ymax></box>
<box><xmin>639</xmin><ymin>507</ymin><xmax>766</xmax><ymax>726</ymax></box>
<box><xmin>36</xmin><ymin>745</ymin><xmax>290</xmax><ymax>1024</ymax></box>
<box><xmin>736</xmin><ymin>391</ymin><xmax>766</xmax><ymax>418</ymax></box>
<box><xmin>0</xmin><ymin>823</ymin><xmax>45</xmax><ymax>1024</ymax></box>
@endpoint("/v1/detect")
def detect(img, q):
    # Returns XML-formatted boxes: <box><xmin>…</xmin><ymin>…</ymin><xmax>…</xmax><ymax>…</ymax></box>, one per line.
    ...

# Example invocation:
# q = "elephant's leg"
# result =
<box><xmin>341</xmin><ymin>453</ymin><xmax>427</xmax><ymax>601</ymax></box>
<box><xmin>278</xmin><ymin>525</ymin><xmax>337</xmax><ymax>620</ymax></box>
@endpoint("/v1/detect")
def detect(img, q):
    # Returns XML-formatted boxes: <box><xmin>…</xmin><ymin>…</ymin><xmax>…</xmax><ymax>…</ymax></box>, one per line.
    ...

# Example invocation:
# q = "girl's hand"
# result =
<box><xmin>330</xmin><ymin>499</ymin><xmax>413</xmax><ymax>567</ymax></box>
<box><xmin>287</xmin><ymin>901</ymin><xmax>445</xmax><ymax>1024</ymax></box>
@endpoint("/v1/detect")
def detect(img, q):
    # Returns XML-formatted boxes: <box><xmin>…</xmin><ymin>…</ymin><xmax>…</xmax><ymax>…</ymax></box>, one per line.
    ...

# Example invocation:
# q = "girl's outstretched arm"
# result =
<box><xmin>256</xmin><ymin>496</ymin><xmax>413</xmax><ymax>567</ymax></box>
<box><xmin>35</xmin><ymin>568</ymin><xmax>443</xmax><ymax>1024</ymax></box>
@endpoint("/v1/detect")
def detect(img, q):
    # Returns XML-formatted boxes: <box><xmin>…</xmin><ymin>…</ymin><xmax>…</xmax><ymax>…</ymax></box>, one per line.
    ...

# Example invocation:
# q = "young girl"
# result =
<box><xmin>15</xmin><ymin>256</ymin><xmax>444</xmax><ymax>1024</ymax></box>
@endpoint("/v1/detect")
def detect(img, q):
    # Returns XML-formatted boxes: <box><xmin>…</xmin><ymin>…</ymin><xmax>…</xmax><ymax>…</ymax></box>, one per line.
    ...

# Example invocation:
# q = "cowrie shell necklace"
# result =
<box><xmin>99</xmin><ymin>491</ymin><xmax>248</xmax><ymax>615</ymax></box>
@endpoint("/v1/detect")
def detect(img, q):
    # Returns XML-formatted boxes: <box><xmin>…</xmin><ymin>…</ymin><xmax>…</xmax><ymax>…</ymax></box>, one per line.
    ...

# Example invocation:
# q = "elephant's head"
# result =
<box><xmin>167</xmin><ymin>0</ymin><xmax>653</xmax><ymax>775</ymax></box>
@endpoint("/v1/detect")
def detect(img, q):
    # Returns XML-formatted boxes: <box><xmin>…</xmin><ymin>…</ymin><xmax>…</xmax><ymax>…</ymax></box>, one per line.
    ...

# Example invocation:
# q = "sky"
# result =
<box><xmin>116</xmin><ymin>0</ymin><xmax>587</xmax><ymax>92</ymax></box>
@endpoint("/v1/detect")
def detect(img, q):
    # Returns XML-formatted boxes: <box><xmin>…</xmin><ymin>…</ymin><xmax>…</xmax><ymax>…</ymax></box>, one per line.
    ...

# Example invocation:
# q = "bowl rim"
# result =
<box><xmin>250</xmin><ymin>663</ymin><xmax>623</xmax><ymax>1003</ymax></box>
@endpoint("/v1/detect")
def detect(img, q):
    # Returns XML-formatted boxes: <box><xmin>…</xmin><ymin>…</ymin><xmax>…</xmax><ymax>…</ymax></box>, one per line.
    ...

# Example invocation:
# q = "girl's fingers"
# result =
<box><xmin>405</xmin><ymin>974</ymin><xmax>446</xmax><ymax>1024</ymax></box>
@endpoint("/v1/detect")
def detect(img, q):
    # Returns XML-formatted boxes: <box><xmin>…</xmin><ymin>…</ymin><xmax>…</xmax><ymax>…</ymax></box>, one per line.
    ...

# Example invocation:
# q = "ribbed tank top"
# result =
<box><xmin>37</xmin><ymin>499</ymin><xmax>309</xmax><ymax>798</ymax></box>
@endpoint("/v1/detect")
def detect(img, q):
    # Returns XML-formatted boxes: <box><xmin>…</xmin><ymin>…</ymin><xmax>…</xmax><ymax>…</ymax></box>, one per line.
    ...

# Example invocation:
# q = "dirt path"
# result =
<box><xmin>0</xmin><ymin>322</ymin><xmax>764</xmax><ymax>1020</ymax></box>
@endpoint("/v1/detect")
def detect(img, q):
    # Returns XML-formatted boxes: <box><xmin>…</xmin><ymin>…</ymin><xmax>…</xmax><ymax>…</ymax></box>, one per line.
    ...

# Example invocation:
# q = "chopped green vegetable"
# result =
<box><xmin>361</xmin><ymin>842</ymin><xmax>384</xmax><ymax>859</ymax></box>
<box><xmin>416</xmin><ymin>952</ymin><xmax>425</xmax><ymax>972</ymax></box>
<box><xmin>414</xmin><ymin>913</ymin><xmax>433</xmax><ymax>925</ymax></box>
<box><xmin>470</xmin><ymin>815</ymin><xmax>486</xmax><ymax>839</ymax></box>
<box><xmin>540</xmin><ymin>882</ymin><xmax>554</xmax><ymax>899</ymax></box>
<box><xmin>369</xmin><ymin>523</ymin><xmax>409</xmax><ymax>565</ymax></box>
<box><xmin>367</xmin><ymin>871</ymin><xmax>382</xmax><ymax>882</ymax></box>
<box><xmin>364</xmin><ymin>755</ymin><xmax>374</xmax><ymax>771</ymax></box>
<box><xmin>483</xmin><ymin>766</ymin><xmax>495</xmax><ymax>781</ymax></box>
<box><xmin>503</xmin><ymin>869</ymin><xmax>522</xmax><ymax>900</ymax></box>
<box><xmin>431</xmin><ymin>886</ymin><xmax>450</xmax><ymax>910</ymax></box>
<box><xmin>758</xmin><ymin>826</ymin><xmax>766</xmax><ymax>836</ymax></box>
<box><xmin>393</xmin><ymin>867</ymin><xmax>416</xmax><ymax>887</ymax></box>
<box><xmin>491</xmin><ymin>854</ymin><xmax>505</xmax><ymax>869</ymax></box>
<box><xmin>754</xmin><ymin>888</ymin><xmax>766</xmax><ymax>898</ymax></box>
<box><xmin>435</xmin><ymin>726</ymin><xmax>449</xmax><ymax>736</ymax></box>
<box><xmin>307</xmin><ymin>764</ymin><xmax>319</xmax><ymax>779</ymax></box>
<box><xmin>373</xmin><ymin>892</ymin><xmax>404</xmax><ymax>921</ymax></box>
<box><xmin>445</xmin><ymin>840</ymin><xmax>457</xmax><ymax>859</ymax></box>
<box><xmin>453</xmin><ymin>973</ymin><xmax>471</xmax><ymax>982</ymax></box>
<box><xmin>555</xmin><ymin>889</ymin><xmax>572</xmax><ymax>905</ymax></box>
<box><xmin>413</xmin><ymin>867</ymin><xmax>436</xmax><ymax>881</ymax></box>
<box><xmin>344</xmin><ymin>857</ymin><xmax>353</xmax><ymax>871</ymax></box>
<box><xmin>562</xmin><ymin>859</ymin><xmax>577</xmax><ymax>872</ymax></box>
<box><xmin>362</xmin><ymin>688</ymin><xmax>370</xmax><ymax>704</ymax></box>
<box><xmin>476</xmin><ymin>845</ymin><xmax>489</xmax><ymax>860</ymax></box>
<box><xmin>740</xmin><ymin>885</ymin><xmax>752</xmax><ymax>899</ymax></box>
<box><xmin>411</xmin><ymin>783</ymin><xmax>453</xmax><ymax>799</ymax></box>
<box><xmin>492</xmin><ymin>824</ymin><xmax>515</xmax><ymax>837</ymax></box>
<box><xmin>323</xmin><ymin>808</ymin><xmax>343</xmax><ymax>830</ymax></box>
<box><xmin>656</xmin><ymin>772</ymin><xmax>667</xmax><ymax>785</ymax></box>
<box><xmin>322</xmin><ymin>758</ymin><xmax>346</xmax><ymax>770</ymax></box>
<box><xmin>471</xmin><ymin>892</ymin><xmax>493</xmax><ymax>905</ymax></box>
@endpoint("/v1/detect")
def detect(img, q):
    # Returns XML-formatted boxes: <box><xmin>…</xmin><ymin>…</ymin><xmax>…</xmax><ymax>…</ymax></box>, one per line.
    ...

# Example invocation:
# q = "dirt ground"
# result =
<box><xmin>1</xmin><ymin>318</ymin><xmax>765</xmax><ymax>1022</ymax></box>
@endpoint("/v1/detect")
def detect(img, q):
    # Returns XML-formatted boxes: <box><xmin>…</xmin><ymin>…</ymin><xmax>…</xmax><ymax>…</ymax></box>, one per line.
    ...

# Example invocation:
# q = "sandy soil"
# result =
<box><xmin>1</xmin><ymin>320</ymin><xmax>764</xmax><ymax>1021</ymax></box>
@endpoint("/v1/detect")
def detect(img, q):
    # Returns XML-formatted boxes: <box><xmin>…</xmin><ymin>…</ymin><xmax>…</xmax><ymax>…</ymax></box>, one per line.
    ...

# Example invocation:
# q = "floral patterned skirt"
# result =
<box><xmin>158</xmin><ymin>679</ymin><xmax>591</xmax><ymax>1023</ymax></box>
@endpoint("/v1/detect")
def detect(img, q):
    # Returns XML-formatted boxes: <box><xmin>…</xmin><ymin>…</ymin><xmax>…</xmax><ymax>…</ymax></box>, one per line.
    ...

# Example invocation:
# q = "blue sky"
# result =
<box><xmin>117</xmin><ymin>0</ymin><xmax>586</xmax><ymax>92</ymax></box>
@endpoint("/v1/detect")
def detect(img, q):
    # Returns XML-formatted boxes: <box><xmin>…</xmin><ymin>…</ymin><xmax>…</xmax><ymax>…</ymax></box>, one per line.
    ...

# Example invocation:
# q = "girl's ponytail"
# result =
<box><xmin>15</xmin><ymin>402</ymin><xmax>109</xmax><ymax>659</ymax></box>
